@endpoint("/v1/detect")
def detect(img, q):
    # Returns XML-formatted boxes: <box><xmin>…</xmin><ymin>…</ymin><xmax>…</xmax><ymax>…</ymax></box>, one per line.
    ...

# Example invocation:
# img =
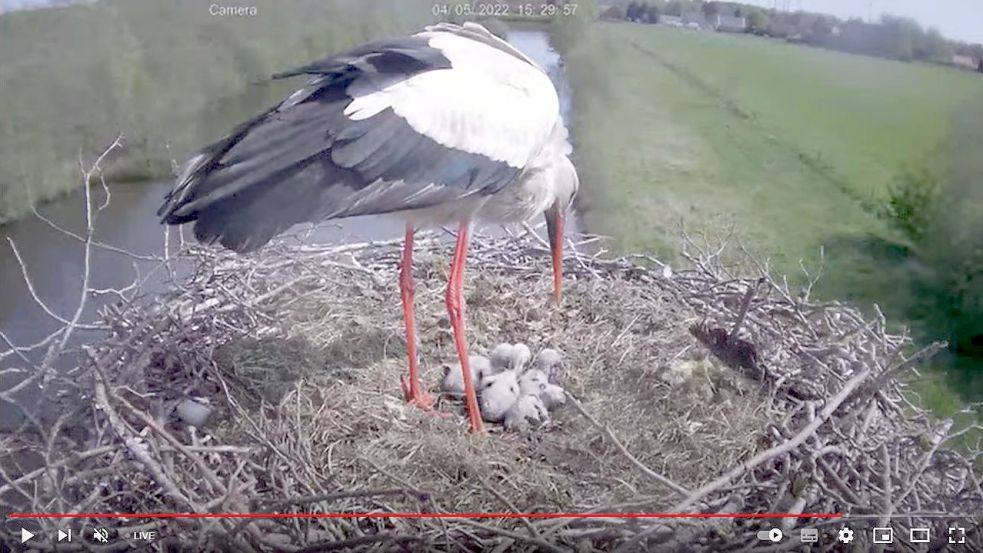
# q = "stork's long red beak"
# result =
<box><xmin>545</xmin><ymin>203</ymin><xmax>564</xmax><ymax>303</ymax></box>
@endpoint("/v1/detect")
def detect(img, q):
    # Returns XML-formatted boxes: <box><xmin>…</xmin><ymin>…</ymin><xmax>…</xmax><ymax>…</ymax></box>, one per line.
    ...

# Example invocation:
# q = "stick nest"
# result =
<box><xmin>2</xmin><ymin>228</ymin><xmax>981</xmax><ymax>552</ymax></box>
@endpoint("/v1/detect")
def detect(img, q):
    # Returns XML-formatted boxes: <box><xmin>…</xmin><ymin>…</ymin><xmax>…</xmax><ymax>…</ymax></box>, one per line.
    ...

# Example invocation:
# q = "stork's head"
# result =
<box><xmin>544</xmin><ymin>155</ymin><xmax>579</xmax><ymax>303</ymax></box>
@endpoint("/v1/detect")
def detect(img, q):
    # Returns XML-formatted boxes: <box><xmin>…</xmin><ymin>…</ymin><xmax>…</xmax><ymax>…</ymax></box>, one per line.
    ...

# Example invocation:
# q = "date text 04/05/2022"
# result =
<box><xmin>431</xmin><ymin>3</ymin><xmax>578</xmax><ymax>17</ymax></box>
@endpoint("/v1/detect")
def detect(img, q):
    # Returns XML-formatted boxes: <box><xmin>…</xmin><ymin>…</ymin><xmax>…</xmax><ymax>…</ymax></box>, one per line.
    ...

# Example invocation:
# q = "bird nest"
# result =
<box><xmin>2</xmin><ymin>224</ymin><xmax>982</xmax><ymax>552</ymax></box>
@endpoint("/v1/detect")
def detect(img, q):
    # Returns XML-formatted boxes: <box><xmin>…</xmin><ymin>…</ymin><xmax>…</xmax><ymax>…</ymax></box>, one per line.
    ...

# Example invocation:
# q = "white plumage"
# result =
<box><xmin>489</xmin><ymin>343</ymin><xmax>532</xmax><ymax>373</ymax></box>
<box><xmin>344</xmin><ymin>32</ymin><xmax>558</xmax><ymax>168</ymax></box>
<box><xmin>505</xmin><ymin>394</ymin><xmax>550</xmax><ymax>431</ymax></box>
<box><xmin>441</xmin><ymin>355</ymin><xmax>492</xmax><ymax>398</ymax></box>
<box><xmin>479</xmin><ymin>370</ymin><xmax>521</xmax><ymax>423</ymax></box>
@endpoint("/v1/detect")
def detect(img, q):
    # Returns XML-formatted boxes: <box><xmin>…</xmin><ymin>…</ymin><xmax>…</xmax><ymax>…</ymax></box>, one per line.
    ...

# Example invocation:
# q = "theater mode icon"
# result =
<box><xmin>910</xmin><ymin>527</ymin><xmax>930</xmax><ymax>543</ymax></box>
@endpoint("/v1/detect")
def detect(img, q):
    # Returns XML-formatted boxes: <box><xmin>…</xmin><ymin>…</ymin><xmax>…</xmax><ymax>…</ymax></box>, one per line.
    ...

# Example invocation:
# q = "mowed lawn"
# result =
<box><xmin>562</xmin><ymin>22</ymin><xmax>983</xmax><ymax>275</ymax></box>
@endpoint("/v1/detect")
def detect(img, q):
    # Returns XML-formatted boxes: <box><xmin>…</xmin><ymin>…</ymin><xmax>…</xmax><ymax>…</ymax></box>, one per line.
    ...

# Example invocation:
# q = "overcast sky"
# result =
<box><xmin>742</xmin><ymin>0</ymin><xmax>983</xmax><ymax>43</ymax></box>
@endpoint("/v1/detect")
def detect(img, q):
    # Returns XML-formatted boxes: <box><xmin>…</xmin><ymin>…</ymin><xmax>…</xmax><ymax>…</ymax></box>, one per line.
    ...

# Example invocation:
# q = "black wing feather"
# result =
<box><xmin>158</xmin><ymin>34</ymin><xmax>520</xmax><ymax>253</ymax></box>
<box><xmin>271</xmin><ymin>37</ymin><xmax>451</xmax><ymax>79</ymax></box>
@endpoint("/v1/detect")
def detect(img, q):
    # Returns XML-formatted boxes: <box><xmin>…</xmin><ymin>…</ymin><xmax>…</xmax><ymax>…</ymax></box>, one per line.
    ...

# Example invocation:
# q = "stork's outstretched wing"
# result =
<box><xmin>158</xmin><ymin>22</ymin><xmax>560</xmax><ymax>252</ymax></box>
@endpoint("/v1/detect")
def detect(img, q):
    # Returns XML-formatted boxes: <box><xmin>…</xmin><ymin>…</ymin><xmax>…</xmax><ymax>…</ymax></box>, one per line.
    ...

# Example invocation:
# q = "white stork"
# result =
<box><xmin>158</xmin><ymin>22</ymin><xmax>579</xmax><ymax>433</ymax></box>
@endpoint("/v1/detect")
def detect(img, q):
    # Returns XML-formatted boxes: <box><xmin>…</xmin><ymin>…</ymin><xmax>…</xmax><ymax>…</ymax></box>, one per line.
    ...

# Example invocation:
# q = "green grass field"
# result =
<box><xmin>556</xmin><ymin>21</ymin><xmax>983</xmax><ymax>413</ymax></box>
<box><xmin>561</xmin><ymin>22</ymin><xmax>983</xmax><ymax>266</ymax></box>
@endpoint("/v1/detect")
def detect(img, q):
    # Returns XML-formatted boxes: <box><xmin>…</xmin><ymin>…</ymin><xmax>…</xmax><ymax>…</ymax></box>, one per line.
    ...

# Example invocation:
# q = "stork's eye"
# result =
<box><xmin>510</xmin><ymin>386</ymin><xmax>517</xmax><ymax>394</ymax></box>
<box><xmin>540</xmin><ymin>383</ymin><xmax>546</xmax><ymax>391</ymax></box>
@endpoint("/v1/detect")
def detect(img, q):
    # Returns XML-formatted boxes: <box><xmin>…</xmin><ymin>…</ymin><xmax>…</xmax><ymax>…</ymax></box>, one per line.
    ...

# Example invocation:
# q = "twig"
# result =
<box><xmin>454</xmin><ymin>518</ymin><xmax>567</xmax><ymax>553</ymax></box>
<box><xmin>56</xmin><ymin>134</ymin><xmax>126</xmax><ymax>353</ymax></box>
<box><xmin>480</xmin><ymin>476</ymin><xmax>542</xmax><ymax>539</ymax></box>
<box><xmin>568</xmin><ymin>393</ymin><xmax>691</xmax><ymax>497</ymax></box>
<box><xmin>5</xmin><ymin>238</ymin><xmax>104</xmax><ymax>331</ymax></box>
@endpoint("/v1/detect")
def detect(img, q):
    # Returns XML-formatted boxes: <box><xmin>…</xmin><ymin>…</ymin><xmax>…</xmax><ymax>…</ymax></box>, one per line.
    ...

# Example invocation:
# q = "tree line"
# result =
<box><xmin>602</xmin><ymin>0</ymin><xmax>983</xmax><ymax>69</ymax></box>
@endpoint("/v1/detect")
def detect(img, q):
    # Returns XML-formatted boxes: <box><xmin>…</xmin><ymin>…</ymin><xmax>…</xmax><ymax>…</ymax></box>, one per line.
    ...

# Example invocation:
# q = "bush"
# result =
<box><xmin>921</xmin><ymin>107</ymin><xmax>983</xmax><ymax>356</ymax></box>
<box><xmin>884</xmin><ymin>102</ymin><xmax>983</xmax><ymax>358</ymax></box>
<box><xmin>885</xmin><ymin>166</ymin><xmax>939</xmax><ymax>242</ymax></box>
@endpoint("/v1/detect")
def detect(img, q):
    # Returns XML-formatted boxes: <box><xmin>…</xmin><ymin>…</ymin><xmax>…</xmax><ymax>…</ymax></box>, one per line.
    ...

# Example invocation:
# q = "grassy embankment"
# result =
<box><xmin>555</xmin><ymin>21</ymin><xmax>983</xmax><ymax>412</ymax></box>
<box><xmin>0</xmin><ymin>0</ymin><xmax>436</xmax><ymax>224</ymax></box>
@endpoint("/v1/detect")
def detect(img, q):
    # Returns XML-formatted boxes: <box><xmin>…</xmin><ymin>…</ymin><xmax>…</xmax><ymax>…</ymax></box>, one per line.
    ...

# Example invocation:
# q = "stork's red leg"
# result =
<box><xmin>399</xmin><ymin>224</ymin><xmax>435</xmax><ymax>410</ymax></box>
<box><xmin>447</xmin><ymin>223</ymin><xmax>484</xmax><ymax>433</ymax></box>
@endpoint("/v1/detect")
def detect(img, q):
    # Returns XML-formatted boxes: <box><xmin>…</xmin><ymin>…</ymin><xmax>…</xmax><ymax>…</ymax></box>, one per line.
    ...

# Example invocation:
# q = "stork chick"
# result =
<box><xmin>504</xmin><ymin>394</ymin><xmax>550</xmax><ymax>431</ymax></box>
<box><xmin>510</xmin><ymin>343</ymin><xmax>532</xmax><ymax>372</ymax></box>
<box><xmin>533</xmin><ymin>348</ymin><xmax>563</xmax><ymax>380</ymax></box>
<box><xmin>540</xmin><ymin>384</ymin><xmax>566</xmax><ymax>410</ymax></box>
<box><xmin>518</xmin><ymin>368</ymin><xmax>566</xmax><ymax>410</ymax></box>
<box><xmin>488</xmin><ymin>343</ymin><xmax>514</xmax><ymax>373</ymax></box>
<box><xmin>441</xmin><ymin>355</ymin><xmax>491</xmax><ymax>397</ymax></box>
<box><xmin>518</xmin><ymin>368</ymin><xmax>548</xmax><ymax>396</ymax></box>
<box><xmin>478</xmin><ymin>370</ymin><xmax>520</xmax><ymax>423</ymax></box>
<box><xmin>489</xmin><ymin>342</ymin><xmax>532</xmax><ymax>373</ymax></box>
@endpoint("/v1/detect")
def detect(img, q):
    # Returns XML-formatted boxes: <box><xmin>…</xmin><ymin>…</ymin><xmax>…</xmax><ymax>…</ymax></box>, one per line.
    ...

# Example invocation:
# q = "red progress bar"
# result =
<box><xmin>10</xmin><ymin>513</ymin><xmax>843</xmax><ymax>519</ymax></box>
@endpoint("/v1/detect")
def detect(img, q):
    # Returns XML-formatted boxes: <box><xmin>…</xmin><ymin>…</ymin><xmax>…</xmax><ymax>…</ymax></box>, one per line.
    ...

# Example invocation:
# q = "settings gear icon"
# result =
<box><xmin>837</xmin><ymin>527</ymin><xmax>855</xmax><ymax>544</ymax></box>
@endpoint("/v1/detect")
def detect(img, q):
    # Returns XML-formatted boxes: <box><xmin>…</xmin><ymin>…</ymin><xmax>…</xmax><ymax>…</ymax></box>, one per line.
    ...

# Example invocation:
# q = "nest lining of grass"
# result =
<box><xmin>2</xmin><ymin>228</ymin><xmax>981</xmax><ymax>552</ymax></box>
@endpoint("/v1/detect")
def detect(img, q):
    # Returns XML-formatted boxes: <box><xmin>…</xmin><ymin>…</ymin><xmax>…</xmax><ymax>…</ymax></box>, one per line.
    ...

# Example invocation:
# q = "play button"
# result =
<box><xmin>20</xmin><ymin>528</ymin><xmax>35</xmax><ymax>543</ymax></box>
